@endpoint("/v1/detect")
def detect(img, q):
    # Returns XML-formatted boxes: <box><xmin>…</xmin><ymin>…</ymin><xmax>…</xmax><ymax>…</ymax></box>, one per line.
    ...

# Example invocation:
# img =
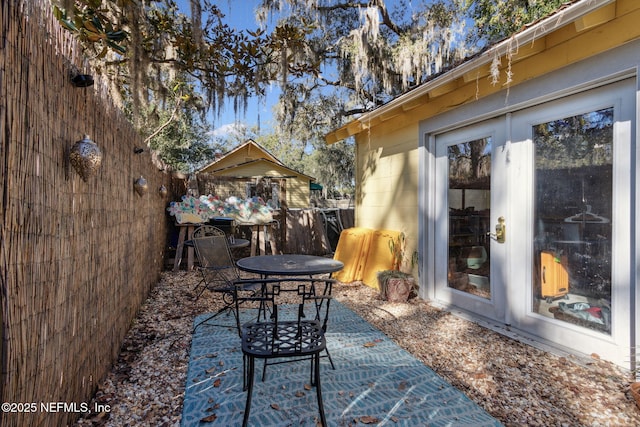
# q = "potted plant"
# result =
<box><xmin>377</xmin><ymin>233</ymin><xmax>418</xmax><ymax>302</ymax></box>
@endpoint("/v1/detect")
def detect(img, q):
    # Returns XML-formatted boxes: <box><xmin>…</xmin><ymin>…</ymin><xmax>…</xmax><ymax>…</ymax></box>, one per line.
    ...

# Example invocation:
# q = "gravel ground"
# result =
<box><xmin>75</xmin><ymin>271</ymin><xmax>640</xmax><ymax>426</ymax></box>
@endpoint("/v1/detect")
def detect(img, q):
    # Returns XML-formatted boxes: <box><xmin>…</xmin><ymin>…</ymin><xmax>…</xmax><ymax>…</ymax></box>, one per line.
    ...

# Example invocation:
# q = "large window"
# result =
<box><xmin>532</xmin><ymin>107</ymin><xmax>613</xmax><ymax>334</ymax></box>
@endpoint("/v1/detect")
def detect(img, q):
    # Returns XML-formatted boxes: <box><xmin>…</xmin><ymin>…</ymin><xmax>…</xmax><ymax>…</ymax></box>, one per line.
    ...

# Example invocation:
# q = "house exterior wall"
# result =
<box><xmin>197</xmin><ymin>141</ymin><xmax>312</xmax><ymax>209</ymax></box>
<box><xmin>287</xmin><ymin>176</ymin><xmax>312</xmax><ymax>208</ymax></box>
<box><xmin>346</xmin><ymin>0</ymin><xmax>640</xmax><ymax>274</ymax></box>
<box><xmin>355</xmin><ymin>124</ymin><xmax>419</xmax><ymax>271</ymax></box>
<box><xmin>196</xmin><ymin>175</ymin><xmax>246</xmax><ymax>199</ymax></box>
<box><xmin>337</xmin><ymin>0</ymin><xmax>640</xmax><ymax>368</ymax></box>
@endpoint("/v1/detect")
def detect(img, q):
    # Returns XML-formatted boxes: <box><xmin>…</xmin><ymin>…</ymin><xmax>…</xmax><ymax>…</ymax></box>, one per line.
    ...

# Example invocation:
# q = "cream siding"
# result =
<box><xmin>356</xmin><ymin>124</ymin><xmax>419</xmax><ymax>269</ymax></box>
<box><xmin>287</xmin><ymin>178</ymin><xmax>311</xmax><ymax>208</ymax></box>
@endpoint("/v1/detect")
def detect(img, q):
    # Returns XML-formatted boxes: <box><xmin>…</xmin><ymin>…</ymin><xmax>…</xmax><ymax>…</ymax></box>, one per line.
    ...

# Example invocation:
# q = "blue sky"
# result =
<box><xmin>177</xmin><ymin>0</ymin><xmax>281</xmax><ymax>137</ymax></box>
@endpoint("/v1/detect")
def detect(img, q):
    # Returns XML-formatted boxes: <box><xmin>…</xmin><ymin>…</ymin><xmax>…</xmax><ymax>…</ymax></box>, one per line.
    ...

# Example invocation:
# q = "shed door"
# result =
<box><xmin>508</xmin><ymin>78</ymin><xmax>634</xmax><ymax>365</ymax></box>
<box><xmin>433</xmin><ymin>118</ymin><xmax>508</xmax><ymax>322</ymax></box>
<box><xmin>432</xmin><ymin>78</ymin><xmax>634</xmax><ymax>366</ymax></box>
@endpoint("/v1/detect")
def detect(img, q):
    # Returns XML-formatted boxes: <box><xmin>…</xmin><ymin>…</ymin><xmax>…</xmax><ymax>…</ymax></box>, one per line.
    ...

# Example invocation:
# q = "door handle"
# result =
<box><xmin>487</xmin><ymin>216</ymin><xmax>506</xmax><ymax>243</ymax></box>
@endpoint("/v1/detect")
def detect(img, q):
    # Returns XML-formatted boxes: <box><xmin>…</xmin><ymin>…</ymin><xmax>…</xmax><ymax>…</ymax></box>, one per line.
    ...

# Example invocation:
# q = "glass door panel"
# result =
<box><xmin>447</xmin><ymin>138</ymin><xmax>492</xmax><ymax>299</ymax></box>
<box><xmin>532</xmin><ymin>108</ymin><xmax>613</xmax><ymax>334</ymax></box>
<box><xmin>434</xmin><ymin>118</ymin><xmax>507</xmax><ymax>322</ymax></box>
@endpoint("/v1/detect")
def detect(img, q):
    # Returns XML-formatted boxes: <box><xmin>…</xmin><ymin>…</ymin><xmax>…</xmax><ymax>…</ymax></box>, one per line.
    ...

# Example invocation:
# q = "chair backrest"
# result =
<box><xmin>235</xmin><ymin>278</ymin><xmax>335</xmax><ymax>338</ymax></box>
<box><xmin>193</xmin><ymin>234</ymin><xmax>240</xmax><ymax>285</ymax></box>
<box><xmin>193</xmin><ymin>225</ymin><xmax>226</xmax><ymax>239</ymax></box>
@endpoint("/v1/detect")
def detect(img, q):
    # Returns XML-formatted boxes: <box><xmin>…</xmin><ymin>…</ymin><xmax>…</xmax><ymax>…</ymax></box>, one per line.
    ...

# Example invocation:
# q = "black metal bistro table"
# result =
<box><xmin>236</xmin><ymin>254</ymin><xmax>344</xmax><ymax>277</ymax></box>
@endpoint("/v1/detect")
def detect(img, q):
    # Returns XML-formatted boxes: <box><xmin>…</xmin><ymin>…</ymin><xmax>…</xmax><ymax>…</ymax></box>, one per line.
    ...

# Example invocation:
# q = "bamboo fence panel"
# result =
<box><xmin>0</xmin><ymin>1</ymin><xmax>181</xmax><ymax>426</ymax></box>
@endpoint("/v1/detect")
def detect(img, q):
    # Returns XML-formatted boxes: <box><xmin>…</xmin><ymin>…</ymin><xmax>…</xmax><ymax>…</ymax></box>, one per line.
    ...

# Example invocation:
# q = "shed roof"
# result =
<box><xmin>197</xmin><ymin>139</ymin><xmax>284</xmax><ymax>174</ymax></box>
<box><xmin>205</xmin><ymin>157</ymin><xmax>315</xmax><ymax>181</ymax></box>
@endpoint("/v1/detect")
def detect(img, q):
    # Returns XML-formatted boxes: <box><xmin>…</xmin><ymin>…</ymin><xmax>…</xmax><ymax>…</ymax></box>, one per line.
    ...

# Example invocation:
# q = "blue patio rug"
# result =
<box><xmin>182</xmin><ymin>301</ymin><xmax>502</xmax><ymax>426</ymax></box>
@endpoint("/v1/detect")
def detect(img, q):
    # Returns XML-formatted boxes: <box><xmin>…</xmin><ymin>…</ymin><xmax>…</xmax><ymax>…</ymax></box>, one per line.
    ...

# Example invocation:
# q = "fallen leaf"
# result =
<box><xmin>200</xmin><ymin>414</ymin><xmax>217</xmax><ymax>422</ymax></box>
<box><xmin>359</xmin><ymin>415</ymin><xmax>380</xmax><ymax>424</ymax></box>
<box><xmin>295</xmin><ymin>391</ymin><xmax>305</xmax><ymax>397</ymax></box>
<box><xmin>213</xmin><ymin>379</ymin><xmax>221</xmax><ymax>387</ymax></box>
<box><xmin>271</xmin><ymin>403</ymin><xmax>280</xmax><ymax>410</ymax></box>
<box><xmin>363</xmin><ymin>342</ymin><xmax>376</xmax><ymax>348</ymax></box>
<box><xmin>304</xmin><ymin>384</ymin><xmax>312</xmax><ymax>391</ymax></box>
<box><xmin>398</xmin><ymin>381</ymin><xmax>407</xmax><ymax>391</ymax></box>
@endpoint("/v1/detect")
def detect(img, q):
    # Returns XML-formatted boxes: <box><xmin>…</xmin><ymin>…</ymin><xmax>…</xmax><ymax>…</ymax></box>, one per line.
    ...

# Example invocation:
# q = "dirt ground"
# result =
<box><xmin>75</xmin><ymin>271</ymin><xmax>640</xmax><ymax>426</ymax></box>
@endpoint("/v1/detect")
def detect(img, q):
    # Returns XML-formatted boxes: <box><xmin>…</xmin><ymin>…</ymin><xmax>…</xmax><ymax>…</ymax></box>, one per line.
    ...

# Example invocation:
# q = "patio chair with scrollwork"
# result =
<box><xmin>192</xmin><ymin>224</ymin><xmax>225</xmax><ymax>239</ymax></box>
<box><xmin>233</xmin><ymin>277</ymin><xmax>335</xmax><ymax>427</ymax></box>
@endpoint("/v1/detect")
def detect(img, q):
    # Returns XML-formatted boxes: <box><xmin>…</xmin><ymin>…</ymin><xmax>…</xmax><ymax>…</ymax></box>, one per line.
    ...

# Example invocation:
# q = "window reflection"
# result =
<box><xmin>447</xmin><ymin>138</ymin><xmax>491</xmax><ymax>299</ymax></box>
<box><xmin>533</xmin><ymin>107</ymin><xmax>613</xmax><ymax>334</ymax></box>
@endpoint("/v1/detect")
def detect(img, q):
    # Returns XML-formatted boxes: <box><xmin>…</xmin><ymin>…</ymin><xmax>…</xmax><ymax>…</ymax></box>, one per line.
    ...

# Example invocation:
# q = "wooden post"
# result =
<box><xmin>173</xmin><ymin>224</ymin><xmax>196</xmax><ymax>271</ymax></box>
<box><xmin>279</xmin><ymin>180</ymin><xmax>287</xmax><ymax>253</ymax></box>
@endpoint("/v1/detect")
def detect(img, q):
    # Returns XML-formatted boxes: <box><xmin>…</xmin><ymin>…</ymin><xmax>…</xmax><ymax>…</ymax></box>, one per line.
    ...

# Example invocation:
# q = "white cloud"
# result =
<box><xmin>209</xmin><ymin>122</ymin><xmax>246</xmax><ymax>139</ymax></box>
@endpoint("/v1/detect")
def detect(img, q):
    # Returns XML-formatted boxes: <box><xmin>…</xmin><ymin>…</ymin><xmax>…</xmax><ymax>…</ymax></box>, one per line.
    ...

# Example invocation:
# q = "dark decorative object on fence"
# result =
<box><xmin>134</xmin><ymin>176</ymin><xmax>149</xmax><ymax>196</ymax></box>
<box><xmin>71</xmin><ymin>73</ymin><xmax>94</xmax><ymax>87</ymax></box>
<box><xmin>69</xmin><ymin>134</ymin><xmax>102</xmax><ymax>181</ymax></box>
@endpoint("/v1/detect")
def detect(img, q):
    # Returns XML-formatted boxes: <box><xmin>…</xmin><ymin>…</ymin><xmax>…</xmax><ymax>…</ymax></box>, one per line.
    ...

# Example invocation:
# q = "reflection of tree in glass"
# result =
<box><xmin>534</xmin><ymin>108</ymin><xmax>613</xmax><ymax>169</ymax></box>
<box><xmin>448</xmin><ymin>137</ymin><xmax>491</xmax><ymax>186</ymax></box>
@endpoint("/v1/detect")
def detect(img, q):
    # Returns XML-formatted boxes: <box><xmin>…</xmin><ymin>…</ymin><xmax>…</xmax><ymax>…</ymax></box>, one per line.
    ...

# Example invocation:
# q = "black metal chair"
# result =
<box><xmin>191</xmin><ymin>230</ymin><xmax>259</xmax><ymax>331</ymax></box>
<box><xmin>191</xmin><ymin>227</ymin><xmax>234</xmax><ymax>299</ymax></box>
<box><xmin>192</xmin><ymin>224</ymin><xmax>226</xmax><ymax>239</ymax></box>
<box><xmin>234</xmin><ymin>277</ymin><xmax>335</xmax><ymax>427</ymax></box>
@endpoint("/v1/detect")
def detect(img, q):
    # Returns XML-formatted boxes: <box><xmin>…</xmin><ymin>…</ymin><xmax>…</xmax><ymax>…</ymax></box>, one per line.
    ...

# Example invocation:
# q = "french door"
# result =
<box><xmin>431</xmin><ymin>78</ymin><xmax>634</xmax><ymax>365</ymax></box>
<box><xmin>433</xmin><ymin>118</ymin><xmax>508</xmax><ymax>322</ymax></box>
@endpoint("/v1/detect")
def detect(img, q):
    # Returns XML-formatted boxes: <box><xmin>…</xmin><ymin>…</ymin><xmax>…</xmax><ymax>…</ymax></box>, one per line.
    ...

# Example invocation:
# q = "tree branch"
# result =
<box><xmin>143</xmin><ymin>95</ymin><xmax>182</xmax><ymax>145</ymax></box>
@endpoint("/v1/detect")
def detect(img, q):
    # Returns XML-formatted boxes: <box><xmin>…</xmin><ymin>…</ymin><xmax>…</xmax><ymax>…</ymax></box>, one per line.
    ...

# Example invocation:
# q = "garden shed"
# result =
<box><xmin>326</xmin><ymin>0</ymin><xmax>640</xmax><ymax>370</ymax></box>
<box><xmin>197</xmin><ymin>139</ymin><xmax>316</xmax><ymax>209</ymax></box>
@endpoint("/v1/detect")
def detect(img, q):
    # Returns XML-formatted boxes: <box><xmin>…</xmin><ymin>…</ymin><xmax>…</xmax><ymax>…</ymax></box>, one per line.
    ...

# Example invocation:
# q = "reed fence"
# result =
<box><xmin>0</xmin><ymin>1</ymin><xmax>182</xmax><ymax>425</ymax></box>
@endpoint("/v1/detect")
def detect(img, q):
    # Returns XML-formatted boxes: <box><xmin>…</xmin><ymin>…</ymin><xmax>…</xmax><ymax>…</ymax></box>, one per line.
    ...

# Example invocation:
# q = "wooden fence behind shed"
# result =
<box><xmin>0</xmin><ymin>1</ymin><xmax>181</xmax><ymax>426</ymax></box>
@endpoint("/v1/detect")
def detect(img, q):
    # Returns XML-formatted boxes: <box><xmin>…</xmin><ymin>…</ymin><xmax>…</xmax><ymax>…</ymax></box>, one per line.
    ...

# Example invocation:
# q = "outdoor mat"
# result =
<box><xmin>182</xmin><ymin>301</ymin><xmax>502</xmax><ymax>426</ymax></box>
